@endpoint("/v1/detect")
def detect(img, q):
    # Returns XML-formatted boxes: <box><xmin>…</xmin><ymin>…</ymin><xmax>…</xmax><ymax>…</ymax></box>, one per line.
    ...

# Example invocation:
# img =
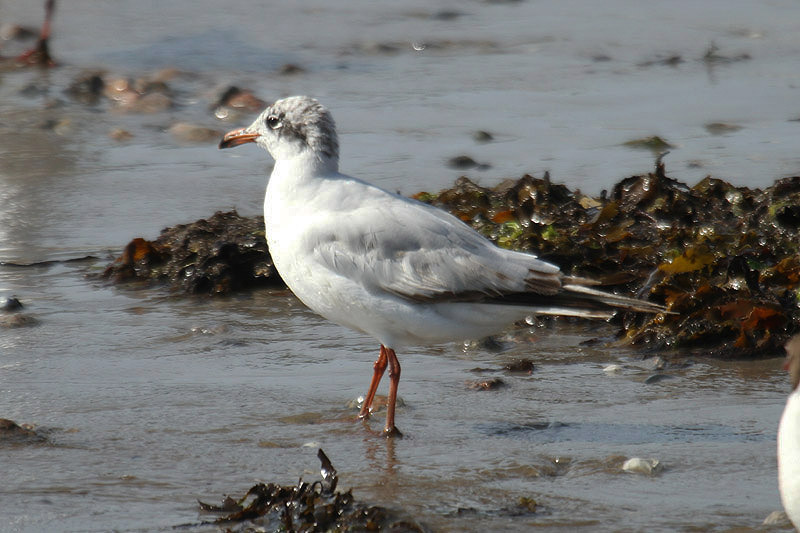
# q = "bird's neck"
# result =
<box><xmin>267</xmin><ymin>155</ymin><xmax>340</xmax><ymax>209</ymax></box>
<box><xmin>272</xmin><ymin>153</ymin><xmax>339</xmax><ymax>181</ymax></box>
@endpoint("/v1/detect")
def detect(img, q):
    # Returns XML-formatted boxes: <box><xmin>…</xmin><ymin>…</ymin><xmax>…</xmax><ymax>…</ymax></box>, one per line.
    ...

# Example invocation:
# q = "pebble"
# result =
<box><xmin>644</xmin><ymin>373</ymin><xmax>673</xmax><ymax>385</ymax></box>
<box><xmin>622</xmin><ymin>457</ymin><xmax>662</xmax><ymax>475</ymax></box>
<box><xmin>278</xmin><ymin>63</ymin><xmax>305</xmax><ymax>75</ymax></box>
<box><xmin>213</xmin><ymin>86</ymin><xmax>266</xmax><ymax>112</ymax></box>
<box><xmin>0</xmin><ymin>314</ymin><xmax>39</xmax><ymax>328</ymax></box>
<box><xmin>168</xmin><ymin>122</ymin><xmax>222</xmax><ymax>143</ymax></box>
<box><xmin>189</xmin><ymin>324</ymin><xmax>228</xmax><ymax>335</ymax></box>
<box><xmin>603</xmin><ymin>364</ymin><xmax>623</xmax><ymax>374</ymax></box>
<box><xmin>466</xmin><ymin>377</ymin><xmax>506</xmax><ymax>390</ymax></box>
<box><xmin>705</xmin><ymin>122</ymin><xmax>743</xmax><ymax>135</ymax></box>
<box><xmin>126</xmin><ymin>92</ymin><xmax>172</xmax><ymax>113</ymax></box>
<box><xmin>472</xmin><ymin>130</ymin><xmax>494</xmax><ymax>143</ymax></box>
<box><xmin>65</xmin><ymin>71</ymin><xmax>105</xmax><ymax>104</ymax></box>
<box><xmin>503</xmin><ymin>359</ymin><xmax>535</xmax><ymax>374</ymax></box>
<box><xmin>644</xmin><ymin>356</ymin><xmax>667</xmax><ymax>371</ymax></box>
<box><xmin>0</xmin><ymin>23</ymin><xmax>36</xmax><ymax>41</ymax></box>
<box><xmin>447</xmin><ymin>155</ymin><xmax>491</xmax><ymax>170</ymax></box>
<box><xmin>762</xmin><ymin>510</ymin><xmax>791</xmax><ymax>526</ymax></box>
<box><xmin>345</xmin><ymin>394</ymin><xmax>404</xmax><ymax>411</ymax></box>
<box><xmin>448</xmin><ymin>155</ymin><xmax>480</xmax><ymax>169</ymax></box>
<box><xmin>109</xmin><ymin>128</ymin><xmax>133</xmax><ymax>142</ymax></box>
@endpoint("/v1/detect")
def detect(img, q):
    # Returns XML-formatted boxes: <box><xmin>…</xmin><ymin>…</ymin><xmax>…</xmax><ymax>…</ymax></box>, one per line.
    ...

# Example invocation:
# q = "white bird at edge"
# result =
<box><xmin>219</xmin><ymin>95</ymin><xmax>667</xmax><ymax>437</ymax></box>
<box><xmin>779</xmin><ymin>335</ymin><xmax>800</xmax><ymax>531</ymax></box>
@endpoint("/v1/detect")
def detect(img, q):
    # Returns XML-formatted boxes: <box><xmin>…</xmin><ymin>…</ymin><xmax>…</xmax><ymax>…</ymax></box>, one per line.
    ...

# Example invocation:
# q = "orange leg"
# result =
<box><xmin>383</xmin><ymin>347</ymin><xmax>402</xmax><ymax>437</ymax></box>
<box><xmin>358</xmin><ymin>345</ymin><xmax>388</xmax><ymax>419</ymax></box>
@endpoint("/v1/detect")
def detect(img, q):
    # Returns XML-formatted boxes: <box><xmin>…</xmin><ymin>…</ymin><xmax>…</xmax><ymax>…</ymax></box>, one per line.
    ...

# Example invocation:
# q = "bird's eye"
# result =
<box><xmin>266</xmin><ymin>115</ymin><xmax>281</xmax><ymax>129</ymax></box>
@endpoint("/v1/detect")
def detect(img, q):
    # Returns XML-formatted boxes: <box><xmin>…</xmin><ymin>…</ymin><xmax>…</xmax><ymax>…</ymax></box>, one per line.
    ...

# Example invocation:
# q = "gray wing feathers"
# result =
<box><xmin>305</xmin><ymin>183</ymin><xmax>665</xmax><ymax>315</ymax></box>
<box><xmin>310</xmin><ymin>196</ymin><xmax>563</xmax><ymax>302</ymax></box>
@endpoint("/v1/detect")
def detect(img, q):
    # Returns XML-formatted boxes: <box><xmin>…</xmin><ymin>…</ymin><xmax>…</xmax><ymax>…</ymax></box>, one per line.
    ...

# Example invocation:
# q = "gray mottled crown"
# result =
<box><xmin>264</xmin><ymin>96</ymin><xmax>339</xmax><ymax>161</ymax></box>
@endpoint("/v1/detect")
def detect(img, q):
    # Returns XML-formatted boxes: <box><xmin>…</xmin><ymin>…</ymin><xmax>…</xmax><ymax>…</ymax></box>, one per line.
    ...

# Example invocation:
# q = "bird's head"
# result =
<box><xmin>219</xmin><ymin>95</ymin><xmax>338</xmax><ymax>166</ymax></box>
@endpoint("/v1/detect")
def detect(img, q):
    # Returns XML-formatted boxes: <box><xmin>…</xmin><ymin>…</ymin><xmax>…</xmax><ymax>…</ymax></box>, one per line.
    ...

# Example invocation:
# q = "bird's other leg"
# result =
<box><xmin>358</xmin><ymin>345</ymin><xmax>388</xmax><ymax>420</ymax></box>
<box><xmin>16</xmin><ymin>0</ymin><xmax>56</xmax><ymax>66</ymax></box>
<box><xmin>383</xmin><ymin>347</ymin><xmax>402</xmax><ymax>437</ymax></box>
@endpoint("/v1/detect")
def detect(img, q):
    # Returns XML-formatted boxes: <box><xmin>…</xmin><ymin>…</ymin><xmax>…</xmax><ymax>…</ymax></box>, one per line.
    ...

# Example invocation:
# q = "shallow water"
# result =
<box><xmin>0</xmin><ymin>1</ymin><xmax>796</xmax><ymax>531</ymax></box>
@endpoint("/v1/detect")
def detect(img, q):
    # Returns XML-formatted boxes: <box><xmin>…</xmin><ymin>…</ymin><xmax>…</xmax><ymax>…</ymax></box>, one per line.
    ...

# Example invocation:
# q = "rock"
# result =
<box><xmin>0</xmin><ymin>418</ymin><xmax>47</xmax><ymax>444</ymax></box>
<box><xmin>2</xmin><ymin>297</ymin><xmax>23</xmax><ymax>311</ymax></box>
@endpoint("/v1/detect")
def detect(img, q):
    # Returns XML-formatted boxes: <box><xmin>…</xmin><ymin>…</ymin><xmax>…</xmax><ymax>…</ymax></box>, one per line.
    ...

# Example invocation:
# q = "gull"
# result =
<box><xmin>779</xmin><ymin>335</ymin><xmax>800</xmax><ymax>530</ymax></box>
<box><xmin>219</xmin><ymin>95</ymin><xmax>666</xmax><ymax>436</ymax></box>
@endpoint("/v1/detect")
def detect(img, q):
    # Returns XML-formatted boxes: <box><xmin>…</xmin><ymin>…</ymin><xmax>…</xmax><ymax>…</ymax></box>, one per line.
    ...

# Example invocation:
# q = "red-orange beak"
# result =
<box><xmin>218</xmin><ymin>128</ymin><xmax>260</xmax><ymax>149</ymax></box>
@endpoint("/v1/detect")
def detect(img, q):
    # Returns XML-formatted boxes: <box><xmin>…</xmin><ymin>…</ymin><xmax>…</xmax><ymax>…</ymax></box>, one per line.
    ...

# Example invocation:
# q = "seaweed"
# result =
<box><xmin>194</xmin><ymin>449</ymin><xmax>427</xmax><ymax>532</ymax></box>
<box><xmin>101</xmin><ymin>210</ymin><xmax>281</xmax><ymax>295</ymax></box>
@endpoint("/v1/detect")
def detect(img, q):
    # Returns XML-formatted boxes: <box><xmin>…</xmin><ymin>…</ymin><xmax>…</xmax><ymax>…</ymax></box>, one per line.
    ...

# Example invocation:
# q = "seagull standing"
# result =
<box><xmin>219</xmin><ymin>96</ymin><xmax>666</xmax><ymax>436</ymax></box>
<box><xmin>779</xmin><ymin>335</ymin><xmax>800</xmax><ymax>530</ymax></box>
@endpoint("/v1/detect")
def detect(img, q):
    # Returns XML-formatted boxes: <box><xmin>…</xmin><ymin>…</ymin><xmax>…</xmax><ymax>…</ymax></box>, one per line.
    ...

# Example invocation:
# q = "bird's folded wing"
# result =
<box><xmin>307</xmin><ymin>195</ymin><xmax>563</xmax><ymax>303</ymax></box>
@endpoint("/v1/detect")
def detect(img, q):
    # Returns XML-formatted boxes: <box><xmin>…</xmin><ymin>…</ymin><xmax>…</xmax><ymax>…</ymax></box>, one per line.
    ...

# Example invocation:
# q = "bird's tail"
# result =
<box><xmin>559</xmin><ymin>283</ymin><xmax>668</xmax><ymax>317</ymax></box>
<box><xmin>487</xmin><ymin>281</ymin><xmax>669</xmax><ymax>319</ymax></box>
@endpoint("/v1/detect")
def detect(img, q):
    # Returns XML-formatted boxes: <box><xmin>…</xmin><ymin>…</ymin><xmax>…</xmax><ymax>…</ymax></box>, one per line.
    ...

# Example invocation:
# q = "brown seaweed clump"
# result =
<box><xmin>195</xmin><ymin>449</ymin><xmax>426</xmax><ymax>532</ymax></box>
<box><xmin>417</xmin><ymin>164</ymin><xmax>800</xmax><ymax>358</ymax></box>
<box><xmin>101</xmin><ymin>210</ymin><xmax>281</xmax><ymax>295</ymax></box>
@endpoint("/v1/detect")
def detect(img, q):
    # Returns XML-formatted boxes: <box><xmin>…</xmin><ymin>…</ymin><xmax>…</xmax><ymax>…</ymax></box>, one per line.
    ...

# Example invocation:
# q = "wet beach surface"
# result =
<box><xmin>1</xmin><ymin>1</ymin><xmax>798</xmax><ymax>531</ymax></box>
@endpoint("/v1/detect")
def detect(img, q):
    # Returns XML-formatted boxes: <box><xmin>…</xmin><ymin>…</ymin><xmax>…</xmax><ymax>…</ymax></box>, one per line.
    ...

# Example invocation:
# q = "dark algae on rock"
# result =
<box><xmin>102</xmin><ymin>210</ymin><xmax>281</xmax><ymax>294</ymax></box>
<box><xmin>104</xmin><ymin>165</ymin><xmax>800</xmax><ymax>357</ymax></box>
<box><xmin>194</xmin><ymin>449</ymin><xmax>427</xmax><ymax>532</ymax></box>
<box><xmin>415</xmin><ymin>163</ymin><xmax>800</xmax><ymax>358</ymax></box>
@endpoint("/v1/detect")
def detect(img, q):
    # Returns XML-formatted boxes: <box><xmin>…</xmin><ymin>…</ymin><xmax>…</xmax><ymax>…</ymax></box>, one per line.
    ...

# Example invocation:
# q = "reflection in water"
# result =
<box><xmin>0</xmin><ymin>92</ymin><xmax>83</xmax><ymax>261</ymax></box>
<box><xmin>362</xmin><ymin>427</ymin><xmax>401</xmax><ymax>503</ymax></box>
